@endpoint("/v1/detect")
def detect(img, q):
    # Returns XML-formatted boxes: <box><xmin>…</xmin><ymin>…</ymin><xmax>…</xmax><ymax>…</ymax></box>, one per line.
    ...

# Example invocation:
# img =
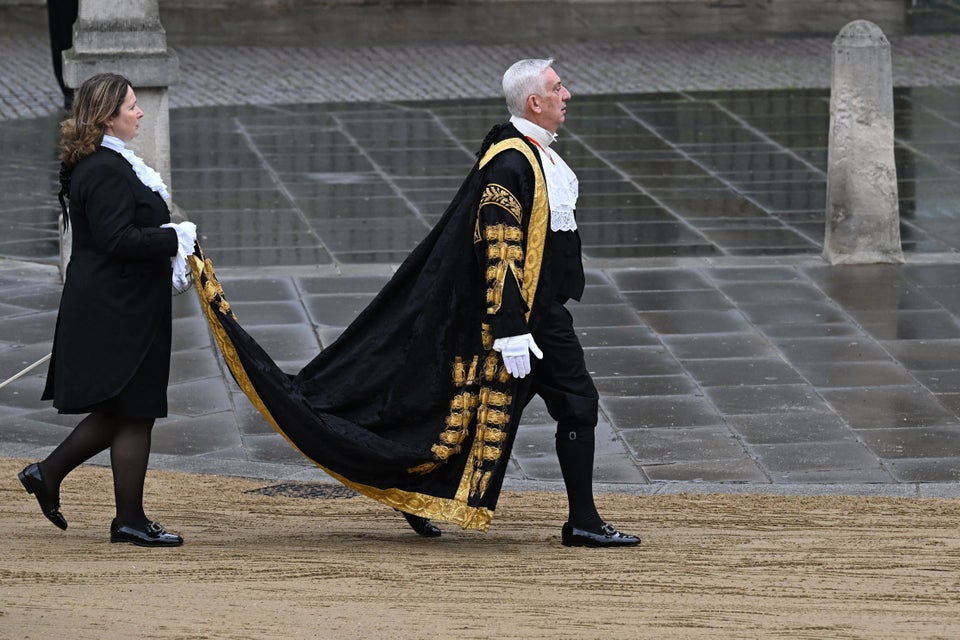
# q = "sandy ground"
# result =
<box><xmin>2</xmin><ymin>457</ymin><xmax>959</xmax><ymax>640</ymax></box>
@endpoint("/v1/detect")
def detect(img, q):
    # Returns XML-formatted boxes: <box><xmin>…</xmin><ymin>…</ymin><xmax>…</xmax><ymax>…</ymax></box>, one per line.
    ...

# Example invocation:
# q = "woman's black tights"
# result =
<box><xmin>38</xmin><ymin>411</ymin><xmax>154</xmax><ymax>528</ymax></box>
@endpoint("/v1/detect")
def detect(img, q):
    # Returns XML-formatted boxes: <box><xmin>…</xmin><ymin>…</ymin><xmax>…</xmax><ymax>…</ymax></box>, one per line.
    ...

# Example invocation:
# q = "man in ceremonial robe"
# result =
<box><xmin>192</xmin><ymin>59</ymin><xmax>640</xmax><ymax>547</ymax></box>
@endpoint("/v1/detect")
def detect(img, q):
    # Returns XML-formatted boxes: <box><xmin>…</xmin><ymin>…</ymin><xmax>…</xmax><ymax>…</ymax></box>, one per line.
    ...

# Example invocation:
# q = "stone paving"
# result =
<box><xmin>3</xmin><ymin>1</ymin><xmax>960</xmax><ymax>497</ymax></box>
<box><xmin>3</xmin><ymin>2</ymin><xmax>960</xmax><ymax>120</ymax></box>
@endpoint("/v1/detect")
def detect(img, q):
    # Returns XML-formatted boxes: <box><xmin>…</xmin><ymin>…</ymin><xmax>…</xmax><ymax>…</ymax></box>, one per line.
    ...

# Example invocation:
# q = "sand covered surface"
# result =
<box><xmin>2</xmin><ymin>457</ymin><xmax>959</xmax><ymax>639</ymax></box>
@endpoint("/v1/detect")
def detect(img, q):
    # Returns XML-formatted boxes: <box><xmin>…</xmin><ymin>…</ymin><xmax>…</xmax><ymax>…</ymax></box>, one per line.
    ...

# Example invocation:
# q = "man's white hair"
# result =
<box><xmin>502</xmin><ymin>58</ymin><xmax>554</xmax><ymax>117</ymax></box>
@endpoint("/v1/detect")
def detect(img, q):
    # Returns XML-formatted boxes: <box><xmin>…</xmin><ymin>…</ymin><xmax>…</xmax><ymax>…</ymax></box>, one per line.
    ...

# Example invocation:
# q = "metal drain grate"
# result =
<box><xmin>246</xmin><ymin>482</ymin><xmax>359</xmax><ymax>500</ymax></box>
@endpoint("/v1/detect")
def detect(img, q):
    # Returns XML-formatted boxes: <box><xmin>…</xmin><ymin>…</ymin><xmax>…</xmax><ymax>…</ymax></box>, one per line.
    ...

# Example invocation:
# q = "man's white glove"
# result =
<box><xmin>492</xmin><ymin>333</ymin><xmax>543</xmax><ymax>378</ymax></box>
<box><xmin>161</xmin><ymin>221</ymin><xmax>197</xmax><ymax>293</ymax></box>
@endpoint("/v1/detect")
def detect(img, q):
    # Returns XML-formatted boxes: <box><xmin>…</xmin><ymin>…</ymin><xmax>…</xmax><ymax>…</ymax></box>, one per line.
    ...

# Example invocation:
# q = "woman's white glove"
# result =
<box><xmin>492</xmin><ymin>333</ymin><xmax>543</xmax><ymax>378</ymax></box>
<box><xmin>161</xmin><ymin>221</ymin><xmax>197</xmax><ymax>293</ymax></box>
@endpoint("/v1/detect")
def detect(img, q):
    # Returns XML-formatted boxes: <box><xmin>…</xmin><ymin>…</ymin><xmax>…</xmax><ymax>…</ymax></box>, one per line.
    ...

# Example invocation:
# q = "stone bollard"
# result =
<box><xmin>59</xmin><ymin>0</ymin><xmax>180</xmax><ymax>278</ymax></box>
<box><xmin>823</xmin><ymin>20</ymin><xmax>903</xmax><ymax>265</ymax></box>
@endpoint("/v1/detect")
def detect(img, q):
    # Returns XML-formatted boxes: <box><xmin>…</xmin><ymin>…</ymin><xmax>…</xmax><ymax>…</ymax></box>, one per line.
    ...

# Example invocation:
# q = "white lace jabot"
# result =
<box><xmin>101</xmin><ymin>134</ymin><xmax>171</xmax><ymax>201</ymax></box>
<box><xmin>509</xmin><ymin>116</ymin><xmax>578</xmax><ymax>232</ymax></box>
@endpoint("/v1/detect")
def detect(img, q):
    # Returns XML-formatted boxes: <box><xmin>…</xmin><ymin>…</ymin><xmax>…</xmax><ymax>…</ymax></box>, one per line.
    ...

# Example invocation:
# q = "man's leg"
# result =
<box><xmin>555</xmin><ymin>422</ymin><xmax>603</xmax><ymax>531</ymax></box>
<box><xmin>530</xmin><ymin>301</ymin><xmax>602</xmax><ymax>530</ymax></box>
<box><xmin>530</xmin><ymin>300</ymin><xmax>639</xmax><ymax>546</ymax></box>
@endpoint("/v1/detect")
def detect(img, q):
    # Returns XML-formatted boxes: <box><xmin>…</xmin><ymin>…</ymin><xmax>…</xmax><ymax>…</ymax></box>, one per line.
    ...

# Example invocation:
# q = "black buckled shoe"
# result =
<box><xmin>18</xmin><ymin>463</ymin><xmax>67</xmax><ymax>530</ymax></box>
<box><xmin>561</xmin><ymin>522</ymin><xmax>640</xmax><ymax>548</ymax></box>
<box><xmin>110</xmin><ymin>519</ymin><xmax>183</xmax><ymax>547</ymax></box>
<box><xmin>398</xmin><ymin>510</ymin><xmax>442</xmax><ymax>537</ymax></box>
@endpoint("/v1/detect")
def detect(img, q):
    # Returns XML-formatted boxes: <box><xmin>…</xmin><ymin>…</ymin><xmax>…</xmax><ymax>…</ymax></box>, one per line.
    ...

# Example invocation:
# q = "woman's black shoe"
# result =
<box><xmin>110</xmin><ymin>519</ymin><xmax>183</xmax><ymax>547</ymax></box>
<box><xmin>398</xmin><ymin>510</ymin><xmax>442</xmax><ymax>537</ymax></box>
<box><xmin>18</xmin><ymin>463</ymin><xmax>67</xmax><ymax>530</ymax></box>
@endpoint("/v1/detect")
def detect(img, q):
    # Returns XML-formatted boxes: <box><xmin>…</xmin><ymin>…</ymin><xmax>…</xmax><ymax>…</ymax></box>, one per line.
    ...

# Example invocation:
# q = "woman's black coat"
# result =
<box><xmin>42</xmin><ymin>147</ymin><xmax>178</xmax><ymax>415</ymax></box>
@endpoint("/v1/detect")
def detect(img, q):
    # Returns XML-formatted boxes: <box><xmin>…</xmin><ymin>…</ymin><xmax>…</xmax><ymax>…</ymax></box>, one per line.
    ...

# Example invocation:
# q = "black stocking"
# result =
<box><xmin>110</xmin><ymin>419</ymin><xmax>154</xmax><ymax>528</ymax></box>
<box><xmin>555</xmin><ymin>424</ymin><xmax>603</xmax><ymax>532</ymax></box>
<box><xmin>40</xmin><ymin>411</ymin><xmax>117</xmax><ymax>493</ymax></box>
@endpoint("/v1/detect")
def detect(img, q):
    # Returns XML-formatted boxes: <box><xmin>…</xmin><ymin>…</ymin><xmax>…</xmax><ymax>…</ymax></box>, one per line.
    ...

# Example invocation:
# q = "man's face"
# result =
<box><xmin>528</xmin><ymin>67</ymin><xmax>571</xmax><ymax>134</ymax></box>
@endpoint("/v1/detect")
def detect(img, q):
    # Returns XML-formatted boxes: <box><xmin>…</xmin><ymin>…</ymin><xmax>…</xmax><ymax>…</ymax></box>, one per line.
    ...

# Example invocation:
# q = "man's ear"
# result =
<box><xmin>526</xmin><ymin>93</ymin><xmax>542</xmax><ymax>115</ymax></box>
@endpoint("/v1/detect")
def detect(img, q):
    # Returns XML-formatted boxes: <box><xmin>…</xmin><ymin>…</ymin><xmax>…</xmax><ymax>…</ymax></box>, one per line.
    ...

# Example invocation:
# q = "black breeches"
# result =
<box><xmin>523</xmin><ymin>299</ymin><xmax>599</xmax><ymax>434</ymax></box>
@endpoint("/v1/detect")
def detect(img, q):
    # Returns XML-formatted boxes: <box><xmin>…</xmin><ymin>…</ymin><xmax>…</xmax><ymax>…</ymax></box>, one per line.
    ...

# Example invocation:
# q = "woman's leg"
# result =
<box><xmin>109</xmin><ymin>418</ymin><xmax>154</xmax><ymax>528</ymax></box>
<box><xmin>107</xmin><ymin>417</ymin><xmax>183</xmax><ymax>546</ymax></box>
<box><xmin>19</xmin><ymin>411</ymin><xmax>116</xmax><ymax>529</ymax></box>
<box><xmin>40</xmin><ymin>411</ymin><xmax>118</xmax><ymax>492</ymax></box>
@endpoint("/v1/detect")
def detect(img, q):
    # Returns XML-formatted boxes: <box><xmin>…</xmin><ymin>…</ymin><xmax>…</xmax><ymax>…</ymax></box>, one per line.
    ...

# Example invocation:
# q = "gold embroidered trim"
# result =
<box><xmin>480</xmin><ymin>183</ymin><xmax>523</xmax><ymax>224</ymax></box>
<box><xmin>478</xmin><ymin>138</ymin><xmax>549</xmax><ymax>323</ymax></box>
<box><xmin>484</xmin><ymin>224</ymin><xmax>523</xmax><ymax>242</ymax></box>
<box><xmin>441</xmin><ymin>351</ymin><xmax>516</xmax><ymax>506</ymax></box>
<box><xmin>480</xmin><ymin>323</ymin><xmax>494</xmax><ymax>351</ymax></box>
<box><xmin>482</xmin><ymin>223</ymin><xmax>525</xmax><ymax>315</ymax></box>
<box><xmin>410</xmin><ymin>383</ymin><xmax>477</xmax><ymax>476</ymax></box>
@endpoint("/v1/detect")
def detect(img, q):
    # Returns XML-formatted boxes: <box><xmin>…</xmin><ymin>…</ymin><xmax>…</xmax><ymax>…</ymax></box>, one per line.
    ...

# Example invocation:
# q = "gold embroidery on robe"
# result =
<box><xmin>482</xmin><ymin>223</ymin><xmax>525</xmax><ymax>315</ymax></box>
<box><xmin>480</xmin><ymin>183</ymin><xmax>523</xmax><ymax>224</ymax></box>
<box><xmin>477</xmin><ymin>140</ymin><xmax>548</xmax><ymax>322</ymax></box>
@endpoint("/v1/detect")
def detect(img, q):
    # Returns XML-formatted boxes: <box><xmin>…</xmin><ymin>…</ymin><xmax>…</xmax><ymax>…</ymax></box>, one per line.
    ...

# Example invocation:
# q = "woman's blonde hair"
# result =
<box><xmin>59</xmin><ymin>73</ymin><xmax>131</xmax><ymax>167</ymax></box>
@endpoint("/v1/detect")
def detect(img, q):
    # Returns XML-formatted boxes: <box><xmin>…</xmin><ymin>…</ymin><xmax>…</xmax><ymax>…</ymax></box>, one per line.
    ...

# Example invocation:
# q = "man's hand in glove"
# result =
<box><xmin>492</xmin><ymin>333</ymin><xmax>543</xmax><ymax>378</ymax></box>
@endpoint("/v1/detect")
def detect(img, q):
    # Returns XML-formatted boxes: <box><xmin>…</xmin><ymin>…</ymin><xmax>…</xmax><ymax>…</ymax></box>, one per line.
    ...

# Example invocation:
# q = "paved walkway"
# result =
<box><xmin>3</xmin><ymin>1</ymin><xmax>960</xmax><ymax>498</ymax></box>
<box><xmin>3</xmin><ymin>2</ymin><xmax>960</xmax><ymax>119</ymax></box>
